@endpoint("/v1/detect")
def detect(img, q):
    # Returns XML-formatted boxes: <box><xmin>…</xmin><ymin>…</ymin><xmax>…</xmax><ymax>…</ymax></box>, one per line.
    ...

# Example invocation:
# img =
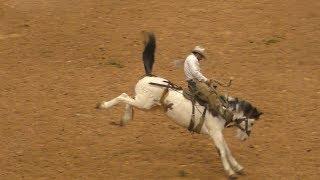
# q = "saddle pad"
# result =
<box><xmin>182</xmin><ymin>89</ymin><xmax>193</xmax><ymax>101</ymax></box>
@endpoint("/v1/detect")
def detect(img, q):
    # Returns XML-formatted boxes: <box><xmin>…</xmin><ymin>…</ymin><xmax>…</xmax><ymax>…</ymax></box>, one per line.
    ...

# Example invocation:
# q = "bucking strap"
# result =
<box><xmin>149</xmin><ymin>81</ymin><xmax>182</xmax><ymax>91</ymax></box>
<box><xmin>159</xmin><ymin>86</ymin><xmax>173</xmax><ymax>112</ymax></box>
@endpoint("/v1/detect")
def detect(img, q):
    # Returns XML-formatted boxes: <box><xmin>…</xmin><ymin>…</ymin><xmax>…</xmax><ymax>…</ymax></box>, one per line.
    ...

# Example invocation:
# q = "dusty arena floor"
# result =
<box><xmin>1</xmin><ymin>0</ymin><xmax>319</xmax><ymax>179</ymax></box>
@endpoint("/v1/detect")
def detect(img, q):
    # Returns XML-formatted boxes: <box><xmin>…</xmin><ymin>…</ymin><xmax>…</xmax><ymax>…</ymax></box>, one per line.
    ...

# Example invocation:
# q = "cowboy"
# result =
<box><xmin>184</xmin><ymin>46</ymin><xmax>234</xmax><ymax>122</ymax></box>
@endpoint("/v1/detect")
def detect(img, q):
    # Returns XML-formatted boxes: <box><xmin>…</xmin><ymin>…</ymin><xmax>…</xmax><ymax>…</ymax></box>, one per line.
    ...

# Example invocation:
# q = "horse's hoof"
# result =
<box><xmin>95</xmin><ymin>102</ymin><xmax>102</xmax><ymax>109</ymax></box>
<box><xmin>236</xmin><ymin>168</ymin><xmax>245</xmax><ymax>175</ymax></box>
<box><xmin>228</xmin><ymin>174</ymin><xmax>238</xmax><ymax>180</ymax></box>
<box><xmin>119</xmin><ymin>120</ymin><xmax>125</xmax><ymax>126</ymax></box>
<box><xmin>109</xmin><ymin>122</ymin><xmax>121</xmax><ymax>126</ymax></box>
<box><xmin>228</xmin><ymin>174</ymin><xmax>238</xmax><ymax>179</ymax></box>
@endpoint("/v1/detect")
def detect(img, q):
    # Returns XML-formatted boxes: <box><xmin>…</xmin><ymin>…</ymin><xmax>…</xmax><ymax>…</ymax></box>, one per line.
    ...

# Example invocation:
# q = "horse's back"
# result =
<box><xmin>135</xmin><ymin>76</ymin><xmax>169</xmax><ymax>95</ymax></box>
<box><xmin>137</xmin><ymin>76</ymin><xmax>168</xmax><ymax>85</ymax></box>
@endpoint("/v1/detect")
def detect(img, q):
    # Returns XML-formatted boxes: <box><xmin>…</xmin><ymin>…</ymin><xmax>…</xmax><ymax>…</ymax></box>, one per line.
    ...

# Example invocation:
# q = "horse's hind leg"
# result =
<box><xmin>97</xmin><ymin>93</ymin><xmax>155</xmax><ymax>125</ymax></box>
<box><xmin>97</xmin><ymin>93</ymin><xmax>128</xmax><ymax>109</ymax></box>
<box><xmin>97</xmin><ymin>93</ymin><xmax>155</xmax><ymax>110</ymax></box>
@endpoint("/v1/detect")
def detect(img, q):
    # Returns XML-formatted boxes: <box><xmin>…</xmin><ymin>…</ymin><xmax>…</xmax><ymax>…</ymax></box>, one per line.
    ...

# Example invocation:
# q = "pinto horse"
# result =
<box><xmin>96</xmin><ymin>32</ymin><xmax>262</xmax><ymax>178</ymax></box>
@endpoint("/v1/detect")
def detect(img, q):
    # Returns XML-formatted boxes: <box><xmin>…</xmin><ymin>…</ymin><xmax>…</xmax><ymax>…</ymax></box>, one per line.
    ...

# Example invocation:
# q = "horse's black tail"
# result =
<box><xmin>142</xmin><ymin>32</ymin><xmax>156</xmax><ymax>76</ymax></box>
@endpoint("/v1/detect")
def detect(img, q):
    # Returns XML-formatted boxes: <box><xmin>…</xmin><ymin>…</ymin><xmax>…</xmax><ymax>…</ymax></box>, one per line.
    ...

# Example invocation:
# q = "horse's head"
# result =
<box><xmin>226</xmin><ymin>97</ymin><xmax>263</xmax><ymax>141</ymax></box>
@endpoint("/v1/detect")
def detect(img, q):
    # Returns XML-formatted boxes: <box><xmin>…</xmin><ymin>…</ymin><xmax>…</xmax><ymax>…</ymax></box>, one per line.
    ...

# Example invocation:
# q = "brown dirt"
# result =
<box><xmin>1</xmin><ymin>0</ymin><xmax>319</xmax><ymax>179</ymax></box>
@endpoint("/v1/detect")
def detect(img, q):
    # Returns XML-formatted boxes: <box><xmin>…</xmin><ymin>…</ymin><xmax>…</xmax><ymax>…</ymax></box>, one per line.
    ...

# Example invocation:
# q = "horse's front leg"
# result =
<box><xmin>224</xmin><ymin>141</ymin><xmax>244</xmax><ymax>175</ymax></box>
<box><xmin>209</xmin><ymin>130</ymin><xmax>237</xmax><ymax>178</ymax></box>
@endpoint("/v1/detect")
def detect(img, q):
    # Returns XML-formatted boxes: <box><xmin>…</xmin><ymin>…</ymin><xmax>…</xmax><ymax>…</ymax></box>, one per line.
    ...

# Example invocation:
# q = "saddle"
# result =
<box><xmin>182</xmin><ymin>89</ymin><xmax>207</xmax><ymax>106</ymax></box>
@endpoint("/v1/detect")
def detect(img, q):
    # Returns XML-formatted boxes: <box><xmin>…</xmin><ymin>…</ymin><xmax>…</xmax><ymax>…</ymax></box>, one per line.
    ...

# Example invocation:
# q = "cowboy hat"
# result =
<box><xmin>192</xmin><ymin>46</ymin><xmax>206</xmax><ymax>58</ymax></box>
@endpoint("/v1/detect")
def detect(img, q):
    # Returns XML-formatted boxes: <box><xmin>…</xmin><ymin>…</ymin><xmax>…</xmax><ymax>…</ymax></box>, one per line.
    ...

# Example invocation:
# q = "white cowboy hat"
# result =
<box><xmin>192</xmin><ymin>46</ymin><xmax>206</xmax><ymax>58</ymax></box>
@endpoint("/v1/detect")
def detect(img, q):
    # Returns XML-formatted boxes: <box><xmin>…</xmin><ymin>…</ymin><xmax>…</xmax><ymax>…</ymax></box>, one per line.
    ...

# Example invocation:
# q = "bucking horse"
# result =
<box><xmin>96</xmin><ymin>32</ymin><xmax>263</xmax><ymax>178</ymax></box>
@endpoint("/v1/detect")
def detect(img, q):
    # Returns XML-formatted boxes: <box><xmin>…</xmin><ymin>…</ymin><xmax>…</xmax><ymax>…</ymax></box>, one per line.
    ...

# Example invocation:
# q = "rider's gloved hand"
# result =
<box><xmin>205</xmin><ymin>79</ymin><xmax>217</xmax><ymax>89</ymax></box>
<box><xmin>205</xmin><ymin>79</ymin><xmax>212</xmax><ymax>86</ymax></box>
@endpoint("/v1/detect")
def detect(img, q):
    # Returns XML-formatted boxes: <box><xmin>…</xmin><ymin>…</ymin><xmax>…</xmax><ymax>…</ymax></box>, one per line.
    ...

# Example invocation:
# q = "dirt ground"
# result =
<box><xmin>0</xmin><ymin>0</ymin><xmax>319</xmax><ymax>179</ymax></box>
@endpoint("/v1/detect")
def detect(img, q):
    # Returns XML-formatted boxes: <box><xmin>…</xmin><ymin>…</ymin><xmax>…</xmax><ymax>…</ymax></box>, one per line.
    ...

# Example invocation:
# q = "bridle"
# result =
<box><xmin>207</xmin><ymin>80</ymin><xmax>252</xmax><ymax>137</ymax></box>
<box><xmin>235</xmin><ymin>117</ymin><xmax>251</xmax><ymax>136</ymax></box>
<box><xmin>225</xmin><ymin>117</ymin><xmax>251</xmax><ymax>136</ymax></box>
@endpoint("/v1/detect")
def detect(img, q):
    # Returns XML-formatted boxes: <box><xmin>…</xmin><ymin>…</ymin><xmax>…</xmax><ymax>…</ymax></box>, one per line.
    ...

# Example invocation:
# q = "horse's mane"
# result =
<box><xmin>227</xmin><ymin>97</ymin><xmax>263</xmax><ymax>120</ymax></box>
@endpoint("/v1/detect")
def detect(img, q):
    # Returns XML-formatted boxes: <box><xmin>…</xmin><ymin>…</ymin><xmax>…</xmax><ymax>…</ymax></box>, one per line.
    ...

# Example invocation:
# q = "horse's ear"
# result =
<box><xmin>249</xmin><ymin>107</ymin><xmax>263</xmax><ymax>120</ymax></box>
<box><xmin>256</xmin><ymin>111</ymin><xmax>263</xmax><ymax>120</ymax></box>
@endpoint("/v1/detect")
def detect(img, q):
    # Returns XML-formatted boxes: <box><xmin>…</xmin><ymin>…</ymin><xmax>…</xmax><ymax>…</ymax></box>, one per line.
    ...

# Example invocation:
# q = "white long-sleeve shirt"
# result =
<box><xmin>184</xmin><ymin>53</ymin><xmax>208</xmax><ymax>82</ymax></box>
